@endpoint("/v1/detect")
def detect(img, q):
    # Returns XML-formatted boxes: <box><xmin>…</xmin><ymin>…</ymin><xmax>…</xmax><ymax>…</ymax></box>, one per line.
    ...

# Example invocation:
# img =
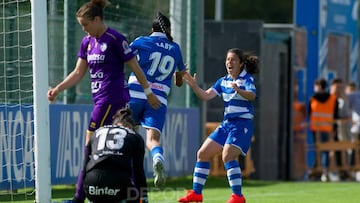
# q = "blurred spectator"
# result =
<box><xmin>345</xmin><ymin>82</ymin><xmax>360</xmax><ymax>136</ymax></box>
<box><xmin>330</xmin><ymin>78</ymin><xmax>351</xmax><ymax>140</ymax></box>
<box><xmin>308</xmin><ymin>78</ymin><xmax>339</xmax><ymax>182</ymax></box>
<box><xmin>345</xmin><ymin>82</ymin><xmax>360</xmax><ymax>181</ymax></box>
<box><xmin>330</xmin><ymin>78</ymin><xmax>352</xmax><ymax>180</ymax></box>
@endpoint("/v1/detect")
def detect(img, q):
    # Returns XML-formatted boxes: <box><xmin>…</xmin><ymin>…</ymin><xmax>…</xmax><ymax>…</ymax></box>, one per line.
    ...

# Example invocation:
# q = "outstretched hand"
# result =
<box><xmin>183</xmin><ymin>71</ymin><xmax>197</xmax><ymax>88</ymax></box>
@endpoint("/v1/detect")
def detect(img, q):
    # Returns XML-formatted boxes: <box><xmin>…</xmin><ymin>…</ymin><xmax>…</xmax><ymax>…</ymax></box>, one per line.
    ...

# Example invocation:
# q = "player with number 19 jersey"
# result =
<box><xmin>128</xmin><ymin>32</ymin><xmax>186</xmax><ymax>106</ymax></box>
<box><xmin>128</xmin><ymin>32</ymin><xmax>186</xmax><ymax>131</ymax></box>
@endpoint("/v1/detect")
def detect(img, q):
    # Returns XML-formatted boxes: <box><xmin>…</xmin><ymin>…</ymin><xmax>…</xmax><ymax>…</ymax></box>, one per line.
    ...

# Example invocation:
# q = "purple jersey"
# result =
<box><xmin>78</xmin><ymin>27</ymin><xmax>136</xmax><ymax>104</ymax></box>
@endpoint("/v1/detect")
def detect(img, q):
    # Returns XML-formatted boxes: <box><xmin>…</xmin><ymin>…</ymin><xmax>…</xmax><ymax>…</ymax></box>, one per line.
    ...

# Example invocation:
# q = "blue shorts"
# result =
<box><xmin>209</xmin><ymin>118</ymin><xmax>254</xmax><ymax>155</ymax></box>
<box><xmin>88</xmin><ymin>102</ymin><xmax>129</xmax><ymax>132</ymax></box>
<box><xmin>129</xmin><ymin>98</ymin><xmax>166</xmax><ymax>133</ymax></box>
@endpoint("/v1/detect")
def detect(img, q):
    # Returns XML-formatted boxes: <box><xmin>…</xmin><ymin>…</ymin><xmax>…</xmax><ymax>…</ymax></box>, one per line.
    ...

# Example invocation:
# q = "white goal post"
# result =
<box><xmin>31</xmin><ymin>0</ymin><xmax>51</xmax><ymax>202</ymax></box>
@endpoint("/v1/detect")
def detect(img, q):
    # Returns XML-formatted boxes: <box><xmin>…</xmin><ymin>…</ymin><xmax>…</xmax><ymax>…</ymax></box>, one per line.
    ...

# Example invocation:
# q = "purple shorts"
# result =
<box><xmin>88</xmin><ymin>102</ymin><xmax>129</xmax><ymax>132</ymax></box>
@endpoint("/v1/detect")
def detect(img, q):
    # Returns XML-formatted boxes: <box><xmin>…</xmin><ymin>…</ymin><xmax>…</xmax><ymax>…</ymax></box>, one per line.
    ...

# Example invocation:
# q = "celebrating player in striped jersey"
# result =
<box><xmin>127</xmin><ymin>12</ymin><xmax>186</xmax><ymax>188</ymax></box>
<box><xmin>178</xmin><ymin>48</ymin><xmax>259</xmax><ymax>203</ymax></box>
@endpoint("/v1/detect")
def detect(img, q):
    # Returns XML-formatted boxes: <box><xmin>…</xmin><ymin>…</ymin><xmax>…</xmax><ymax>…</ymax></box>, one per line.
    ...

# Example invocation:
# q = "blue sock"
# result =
<box><xmin>225</xmin><ymin>160</ymin><xmax>242</xmax><ymax>196</ymax></box>
<box><xmin>151</xmin><ymin>146</ymin><xmax>164</xmax><ymax>164</ymax></box>
<box><xmin>193</xmin><ymin>161</ymin><xmax>210</xmax><ymax>194</ymax></box>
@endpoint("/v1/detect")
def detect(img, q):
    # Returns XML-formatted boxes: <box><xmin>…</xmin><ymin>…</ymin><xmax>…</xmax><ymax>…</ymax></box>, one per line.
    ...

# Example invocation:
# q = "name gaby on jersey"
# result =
<box><xmin>156</xmin><ymin>42</ymin><xmax>173</xmax><ymax>50</ymax></box>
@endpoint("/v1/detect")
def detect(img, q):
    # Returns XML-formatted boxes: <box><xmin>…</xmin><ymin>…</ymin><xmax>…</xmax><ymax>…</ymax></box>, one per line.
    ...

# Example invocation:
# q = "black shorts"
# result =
<box><xmin>83</xmin><ymin>169</ymin><xmax>139</xmax><ymax>203</ymax></box>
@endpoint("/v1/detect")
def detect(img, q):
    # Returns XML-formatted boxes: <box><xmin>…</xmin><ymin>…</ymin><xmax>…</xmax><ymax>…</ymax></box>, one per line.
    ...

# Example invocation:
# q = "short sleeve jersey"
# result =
<box><xmin>128</xmin><ymin>32</ymin><xmax>186</xmax><ymax>103</ymax></box>
<box><xmin>78</xmin><ymin>27</ymin><xmax>136</xmax><ymax>104</ymax></box>
<box><xmin>86</xmin><ymin>125</ymin><xmax>145</xmax><ymax>175</ymax></box>
<box><xmin>212</xmin><ymin>70</ymin><xmax>256</xmax><ymax>120</ymax></box>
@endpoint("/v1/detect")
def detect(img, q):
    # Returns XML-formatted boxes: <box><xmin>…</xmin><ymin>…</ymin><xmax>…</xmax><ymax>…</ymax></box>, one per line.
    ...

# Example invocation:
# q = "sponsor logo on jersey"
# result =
<box><xmin>90</xmin><ymin>71</ymin><xmax>104</xmax><ymax>93</ymax></box>
<box><xmin>90</xmin><ymin>71</ymin><xmax>104</xmax><ymax>79</ymax></box>
<box><xmin>88</xmin><ymin>186</ymin><xmax>120</xmax><ymax>196</ymax></box>
<box><xmin>235</xmin><ymin>79</ymin><xmax>245</xmax><ymax>86</ymax></box>
<box><xmin>91</xmin><ymin>81</ymin><xmax>102</xmax><ymax>93</ymax></box>
<box><xmin>150</xmin><ymin>83</ymin><xmax>165</xmax><ymax>91</ymax></box>
<box><xmin>87</xmin><ymin>54</ymin><xmax>106</xmax><ymax>63</ymax></box>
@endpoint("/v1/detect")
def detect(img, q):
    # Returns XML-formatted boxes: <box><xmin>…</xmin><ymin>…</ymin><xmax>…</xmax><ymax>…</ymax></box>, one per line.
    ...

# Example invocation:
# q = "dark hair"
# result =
<box><xmin>331</xmin><ymin>77</ymin><xmax>343</xmax><ymax>85</ymax></box>
<box><xmin>227</xmin><ymin>48</ymin><xmax>259</xmax><ymax>74</ymax></box>
<box><xmin>347</xmin><ymin>82</ymin><xmax>357</xmax><ymax>90</ymax></box>
<box><xmin>315</xmin><ymin>78</ymin><xmax>328</xmax><ymax>90</ymax></box>
<box><xmin>112</xmin><ymin>107</ymin><xmax>135</xmax><ymax>129</ymax></box>
<box><xmin>76</xmin><ymin>0</ymin><xmax>110</xmax><ymax>20</ymax></box>
<box><xmin>152</xmin><ymin>12</ymin><xmax>173</xmax><ymax>42</ymax></box>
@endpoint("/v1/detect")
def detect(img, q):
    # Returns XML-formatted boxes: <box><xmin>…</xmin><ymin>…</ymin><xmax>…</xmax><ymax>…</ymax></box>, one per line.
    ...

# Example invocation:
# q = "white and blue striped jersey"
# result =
<box><xmin>128</xmin><ymin>32</ymin><xmax>186</xmax><ymax>106</ymax></box>
<box><xmin>212</xmin><ymin>70</ymin><xmax>256</xmax><ymax>120</ymax></box>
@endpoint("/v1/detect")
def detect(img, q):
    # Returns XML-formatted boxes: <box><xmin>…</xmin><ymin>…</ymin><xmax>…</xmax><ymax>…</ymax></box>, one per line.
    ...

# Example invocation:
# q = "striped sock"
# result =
<box><xmin>151</xmin><ymin>146</ymin><xmax>164</xmax><ymax>164</ymax></box>
<box><xmin>193</xmin><ymin>161</ymin><xmax>210</xmax><ymax>194</ymax></box>
<box><xmin>225</xmin><ymin>160</ymin><xmax>242</xmax><ymax>196</ymax></box>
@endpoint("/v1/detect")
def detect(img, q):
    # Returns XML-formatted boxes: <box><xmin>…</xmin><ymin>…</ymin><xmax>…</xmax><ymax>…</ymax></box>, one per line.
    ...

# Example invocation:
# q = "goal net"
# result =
<box><xmin>0</xmin><ymin>0</ymin><xmax>37</xmax><ymax>201</ymax></box>
<box><xmin>1</xmin><ymin>0</ymin><xmax>172</xmax><ymax>202</ymax></box>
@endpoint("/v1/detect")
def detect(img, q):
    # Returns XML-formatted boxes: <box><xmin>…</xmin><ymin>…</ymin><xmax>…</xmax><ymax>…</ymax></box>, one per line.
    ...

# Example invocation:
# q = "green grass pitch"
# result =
<box><xmin>1</xmin><ymin>176</ymin><xmax>359</xmax><ymax>202</ymax></box>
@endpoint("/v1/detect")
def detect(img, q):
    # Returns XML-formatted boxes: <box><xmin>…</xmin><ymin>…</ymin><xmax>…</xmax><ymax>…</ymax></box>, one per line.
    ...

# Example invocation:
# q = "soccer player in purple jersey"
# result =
<box><xmin>178</xmin><ymin>48</ymin><xmax>259</xmax><ymax>203</ymax></box>
<box><xmin>127</xmin><ymin>12</ymin><xmax>186</xmax><ymax>188</ymax></box>
<box><xmin>47</xmin><ymin>1</ymin><xmax>160</xmax><ymax>202</ymax></box>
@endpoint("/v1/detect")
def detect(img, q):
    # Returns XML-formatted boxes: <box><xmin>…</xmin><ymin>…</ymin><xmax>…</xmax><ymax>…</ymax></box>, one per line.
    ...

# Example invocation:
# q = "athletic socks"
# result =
<box><xmin>225</xmin><ymin>160</ymin><xmax>242</xmax><ymax>196</ymax></box>
<box><xmin>74</xmin><ymin>148</ymin><xmax>88</xmax><ymax>201</ymax></box>
<box><xmin>74</xmin><ymin>170</ymin><xmax>85</xmax><ymax>201</ymax></box>
<box><xmin>151</xmin><ymin>146</ymin><xmax>165</xmax><ymax>164</ymax></box>
<box><xmin>192</xmin><ymin>161</ymin><xmax>210</xmax><ymax>194</ymax></box>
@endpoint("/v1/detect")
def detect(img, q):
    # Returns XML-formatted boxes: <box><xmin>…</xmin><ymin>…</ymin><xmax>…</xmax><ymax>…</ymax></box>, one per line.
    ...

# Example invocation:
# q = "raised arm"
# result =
<box><xmin>183</xmin><ymin>71</ymin><xmax>217</xmax><ymax>101</ymax></box>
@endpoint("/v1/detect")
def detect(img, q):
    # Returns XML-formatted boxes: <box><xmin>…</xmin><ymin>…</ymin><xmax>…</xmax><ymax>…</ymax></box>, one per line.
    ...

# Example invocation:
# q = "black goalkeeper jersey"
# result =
<box><xmin>83</xmin><ymin>125</ymin><xmax>146</xmax><ymax>194</ymax></box>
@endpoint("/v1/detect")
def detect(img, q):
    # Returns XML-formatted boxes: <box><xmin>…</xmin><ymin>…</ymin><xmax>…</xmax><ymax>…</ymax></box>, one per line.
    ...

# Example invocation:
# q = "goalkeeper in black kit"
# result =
<box><xmin>78</xmin><ymin>107</ymin><xmax>148</xmax><ymax>203</ymax></box>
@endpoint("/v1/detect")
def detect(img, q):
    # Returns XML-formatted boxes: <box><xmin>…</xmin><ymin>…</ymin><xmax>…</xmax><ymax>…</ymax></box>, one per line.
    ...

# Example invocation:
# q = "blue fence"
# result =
<box><xmin>0</xmin><ymin>104</ymin><xmax>200</xmax><ymax>190</ymax></box>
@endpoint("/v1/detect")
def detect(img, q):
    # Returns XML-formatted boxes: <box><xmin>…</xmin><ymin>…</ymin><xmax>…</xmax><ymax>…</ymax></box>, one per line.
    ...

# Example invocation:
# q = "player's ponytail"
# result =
<box><xmin>112</xmin><ymin>107</ymin><xmax>136</xmax><ymax>129</ymax></box>
<box><xmin>244</xmin><ymin>54</ymin><xmax>259</xmax><ymax>74</ymax></box>
<box><xmin>152</xmin><ymin>12</ymin><xmax>173</xmax><ymax>42</ymax></box>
